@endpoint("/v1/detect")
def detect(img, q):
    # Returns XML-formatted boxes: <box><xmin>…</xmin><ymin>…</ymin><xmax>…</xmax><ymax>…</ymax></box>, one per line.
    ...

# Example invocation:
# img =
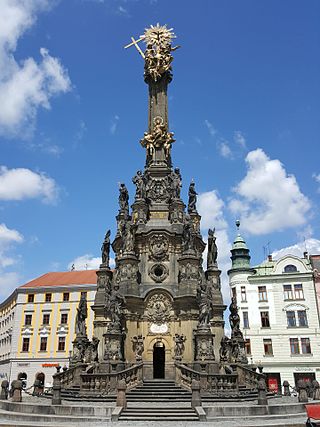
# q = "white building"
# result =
<box><xmin>0</xmin><ymin>270</ymin><xmax>97</xmax><ymax>388</ymax></box>
<box><xmin>228</xmin><ymin>225</ymin><xmax>320</xmax><ymax>393</ymax></box>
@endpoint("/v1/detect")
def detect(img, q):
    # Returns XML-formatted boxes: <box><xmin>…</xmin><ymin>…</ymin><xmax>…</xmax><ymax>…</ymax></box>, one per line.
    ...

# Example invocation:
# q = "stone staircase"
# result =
<box><xmin>120</xmin><ymin>380</ymin><xmax>200</xmax><ymax>421</ymax></box>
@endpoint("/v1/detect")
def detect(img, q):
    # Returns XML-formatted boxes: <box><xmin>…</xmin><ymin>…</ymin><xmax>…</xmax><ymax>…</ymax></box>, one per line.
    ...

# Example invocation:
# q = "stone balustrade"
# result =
<box><xmin>175</xmin><ymin>362</ymin><xmax>266</xmax><ymax>396</ymax></box>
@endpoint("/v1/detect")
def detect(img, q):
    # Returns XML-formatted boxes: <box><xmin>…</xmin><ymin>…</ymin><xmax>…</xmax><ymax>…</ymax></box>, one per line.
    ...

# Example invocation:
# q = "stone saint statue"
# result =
<box><xmin>229</xmin><ymin>297</ymin><xmax>242</xmax><ymax>338</ymax></box>
<box><xmin>174</xmin><ymin>334</ymin><xmax>186</xmax><ymax>359</ymax></box>
<box><xmin>101</xmin><ymin>229</ymin><xmax>111</xmax><ymax>266</ymax></box>
<box><xmin>170</xmin><ymin>168</ymin><xmax>182</xmax><ymax>199</ymax></box>
<box><xmin>197</xmin><ymin>280</ymin><xmax>213</xmax><ymax>327</ymax></box>
<box><xmin>119</xmin><ymin>183</ymin><xmax>129</xmax><ymax>213</ymax></box>
<box><xmin>131</xmin><ymin>335</ymin><xmax>145</xmax><ymax>361</ymax></box>
<box><xmin>123</xmin><ymin>221</ymin><xmax>135</xmax><ymax>253</ymax></box>
<box><xmin>132</xmin><ymin>170</ymin><xmax>146</xmax><ymax>200</ymax></box>
<box><xmin>207</xmin><ymin>228</ymin><xmax>218</xmax><ymax>268</ymax></box>
<box><xmin>108</xmin><ymin>285</ymin><xmax>126</xmax><ymax>328</ymax></box>
<box><xmin>187</xmin><ymin>182</ymin><xmax>197</xmax><ymax>213</ymax></box>
<box><xmin>182</xmin><ymin>215</ymin><xmax>194</xmax><ymax>252</ymax></box>
<box><xmin>75</xmin><ymin>293</ymin><xmax>87</xmax><ymax>337</ymax></box>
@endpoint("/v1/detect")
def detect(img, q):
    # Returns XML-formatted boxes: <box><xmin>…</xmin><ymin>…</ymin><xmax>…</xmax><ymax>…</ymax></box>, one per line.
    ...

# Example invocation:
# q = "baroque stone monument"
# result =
<box><xmin>90</xmin><ymin>23</ymin><xmax>226</xmax><ymax>379</ymax></box>
<box><xmin>57</xmin><ymin>25</ymin><xmax>260</xmax><ymax>397</ymax></box>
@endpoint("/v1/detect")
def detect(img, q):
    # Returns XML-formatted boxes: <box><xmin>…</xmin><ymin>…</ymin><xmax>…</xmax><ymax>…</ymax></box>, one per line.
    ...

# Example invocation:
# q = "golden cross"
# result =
<box><xmin>124</xmin><ymin>36</ymin><xmax>145</xmax><ymax>59</ymax></box>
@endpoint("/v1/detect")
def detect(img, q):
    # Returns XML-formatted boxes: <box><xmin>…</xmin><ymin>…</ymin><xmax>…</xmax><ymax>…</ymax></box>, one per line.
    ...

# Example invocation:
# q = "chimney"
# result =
<box><xmin>268</xmin><ymin>255</ymin><xmax>272</xmax><ymax>262</ymax></box>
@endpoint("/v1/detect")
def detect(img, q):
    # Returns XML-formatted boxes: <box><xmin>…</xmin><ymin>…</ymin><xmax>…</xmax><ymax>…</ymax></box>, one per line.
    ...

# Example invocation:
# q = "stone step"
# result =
<box><xmin>124</xmin><ymin>407</ymin><xmax>195</xmax><ymax>413</ymax></box>
<box><xmin>119</xmin><ymin>416</ymin><xmax>200</xmax><ymax>421</ymax></box>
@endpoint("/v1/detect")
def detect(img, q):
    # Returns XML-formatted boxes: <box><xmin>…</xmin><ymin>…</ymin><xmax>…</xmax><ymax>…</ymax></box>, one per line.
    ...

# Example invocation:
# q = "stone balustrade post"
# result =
<box><xmin>257</xmin><ymin>378</ymin><xmax>268</xmax><ymax>406</ymax></box>
<box><xmin>52</xmin><ymin>374</ymin><xmax>62</xmax><ymax>405</ymax></box>
<box><xmin>0</xmin><ymin>380</ymin><xmax>9</xmax><ymax>400</ymax></box>
<box><xmin>11</xmin><ymin>380</ymin><xmax>22</xmax><ymax>402</ymax></box>
<box><xmin>282</xmin><ymin>380</ymin><xmax>291</xmax><ymax>396</ymax></box>
<box><xmin>191</xmin><ymin>379</ymin><xmax>201</xmax><ymax>408</ymax></box>
<box><xmin>116</xmin><ymin>379</ymin><xmax>127</xmax><ymax>409</ymax></box>
<box><xmin>297</xmin><ymin>379</ymin><xmax>308</xmax><ymax>403</ymax></box>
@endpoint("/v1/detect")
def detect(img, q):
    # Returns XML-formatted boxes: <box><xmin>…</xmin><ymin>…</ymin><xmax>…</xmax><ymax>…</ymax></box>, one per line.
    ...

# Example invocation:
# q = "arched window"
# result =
<box><xmin>284</xmin><ymin>264</ymin><xmax>297</xmax><ymax>273</ymax></box>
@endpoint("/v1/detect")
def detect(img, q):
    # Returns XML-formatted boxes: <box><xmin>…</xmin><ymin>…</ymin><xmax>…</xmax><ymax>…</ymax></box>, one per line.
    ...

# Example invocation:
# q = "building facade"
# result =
<box><xmin>0</xmin><ymin>270</ymin><xmax>97</xmax><ymax>387</ymax></box>
<box><xmin>228</xmin><ymin>227</ymin><xmax>320</xmax><ymax>393</ymax></box>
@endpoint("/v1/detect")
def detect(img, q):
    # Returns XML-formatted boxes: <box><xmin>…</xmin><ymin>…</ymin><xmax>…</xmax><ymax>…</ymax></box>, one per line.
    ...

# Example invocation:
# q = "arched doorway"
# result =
<box><xmin>153</xmin><ymin>341</ymin><xmax>165</xmax><ymax>379</ymax></box>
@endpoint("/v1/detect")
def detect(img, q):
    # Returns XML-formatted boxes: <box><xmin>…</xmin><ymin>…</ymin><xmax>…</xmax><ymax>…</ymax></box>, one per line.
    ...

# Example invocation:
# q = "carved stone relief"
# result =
<box><xmin>149</xmin><ymin>234</ymin><xmax>169</xmax><ymax>261</ymax></box>
<box><xmin>145</xmin><ymin>293</ymin><xmax>173</xmax><ymax>325</ymax></box>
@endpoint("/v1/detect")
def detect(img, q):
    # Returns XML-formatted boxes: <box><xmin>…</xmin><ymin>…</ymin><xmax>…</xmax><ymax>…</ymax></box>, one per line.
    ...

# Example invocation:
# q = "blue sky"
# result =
<box><xmin>0</xmin><ymin>0</ymin><xmax>320</xmax><ymax>301</ymax></box>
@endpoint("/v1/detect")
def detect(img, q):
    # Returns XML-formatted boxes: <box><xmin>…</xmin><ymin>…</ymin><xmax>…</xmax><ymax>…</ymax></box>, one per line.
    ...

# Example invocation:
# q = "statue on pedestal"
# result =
<box><xmin>188</xmin><ymin>182</ymin><xmax>197</xmax><ymax>213</ymax></box>
<box><xmin>170</xmin><ymin>167</ymin><xmax>182</xmax><ymax>199</ymax></box>
<box><xmin>182</xmin><ymin>215</ymin><xmax>195</xmax><ymax>252</ymax></box>
<box><xmin>174</xmin><ymin>334</ymin><xmax>186</xmax><ymax>359</ymax></box>
<box><xmin>75</xmin><ymin>293</ymin><xmax>87</xmax><ymax>337</ymax></box>
<box><xmin>119</xmin><ymin>183</ymin><xmax>129</xmax><ymax>214</ymax></box>
<box><xmin>123</xmin><ymin>221</ymin><xmax>135</xmax><ymax>253</ymax></box>
<box><xmin>207</xmin><ymin>228</ymin><xmax>218</xmax><ymax>268</ymax></box>
<box><xmin>132</xmin><ymin>170</ymin><xmax>146</xmax><ymax>200</ymax></box>
<box><xmin>101</xmin><ymin>229</ymin><xmax>111</xmax><ymax>266</ymax></box>
<box><xmin>107</xmin><ymin>285</ymin><xmax>126</xmax><ymax>329</ymax></box>
<box><xmin>229</xmin><ymin>297</ymin><xmax>242</xmax><ymax>338</ymax></box>
<box><xmin>197</xmin><ymin>280</ymin><xmax>213</xmax><ymax>328</ymax></box>
<box><xmin>131</xmin><ymin>335</ymin><xmax>145</xmax><ymax>361</ymax></box>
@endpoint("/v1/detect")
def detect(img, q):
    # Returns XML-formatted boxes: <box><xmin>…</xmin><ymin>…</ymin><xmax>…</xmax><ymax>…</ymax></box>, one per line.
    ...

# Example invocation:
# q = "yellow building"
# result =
<box><xmin>0</xmin><ymin>270</ymin><xmax>97</xmax><ymax>387</ymax></box>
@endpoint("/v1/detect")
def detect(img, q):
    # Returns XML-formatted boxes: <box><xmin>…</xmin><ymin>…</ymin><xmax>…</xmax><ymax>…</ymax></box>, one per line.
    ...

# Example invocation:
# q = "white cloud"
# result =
<box><xmin>110</xmin><ymin>115</ymin><xmax>120</xmax><ymax>135</ymax></box>
<box><xmin>312</xmin><ymin>173</ymin><xmax>320</xmax><ymax>192</ymax></box>
<box><xmin>0</xmin><ymin>166</ymin><xmax>59</xmax><ymax>204</ymax></box>
<box><xmin>0</xmin><ymin>0</ymin><xmax>71</xmax><ymax>137</ymax></box>
<box><xmin>67</xmin><ymin>254</ymin><xmax>115</xmax><ymax>271</ymax></box>
<box><xmin>0</xmin><ymin>272</ymin><xmax>21</xmax><ymax>300</ymax></box>
<box><xmin>233</xmin><ymin>131</ymin><xmax>247</xmax><ymax>149</ymax></box>
<box><xmin>272</xmin><ymin>238</ymin><xmax>320</xmax><ymax>259</ymax></box>
<box><xmin>204</xmin><ymin>119</ymin><xmax>216</xmax><ymax>137</ymax></box>
<box><xmin>218</xmin><ymin>141</ymin><xmax>233</xmax><ymax>159</ymax></box>
<box><xmin>229</xmin><ymin>148</ymin><xmax>311</xmax><ymax>235</ymax></box>
<box><xmin>198</xmin><ymin>190</ymin><xmax>232</xmax><ymax>303</ymax></box>
<box><xmin>0</xmin><ymin>223</ymin><xmax>23</xmax><ymax>270</ymax></box>
<box><xmin>198</xmin><ymin>190</ymin><xmax>227</xmax><ymax>231</ymax></box>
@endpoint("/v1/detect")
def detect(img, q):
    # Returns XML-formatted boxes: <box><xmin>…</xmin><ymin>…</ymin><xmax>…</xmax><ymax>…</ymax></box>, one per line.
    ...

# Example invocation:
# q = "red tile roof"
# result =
<box><xmin>20</xmin><ymin>271</ymin><xmax>98</xmax><ymax>288</ymax></box>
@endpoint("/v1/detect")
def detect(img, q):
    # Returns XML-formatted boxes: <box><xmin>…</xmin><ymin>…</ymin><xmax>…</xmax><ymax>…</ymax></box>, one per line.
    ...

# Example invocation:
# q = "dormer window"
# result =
<box><xmin>284</xmin><ymin>264</ymin><xmax>297</xmax><ymax>273</ymax></box>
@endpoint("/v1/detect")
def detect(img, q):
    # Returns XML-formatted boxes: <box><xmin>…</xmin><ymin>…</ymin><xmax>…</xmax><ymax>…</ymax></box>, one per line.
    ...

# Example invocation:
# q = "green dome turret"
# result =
<box><xmin>229</xmin><ymin>220</ymin><xmax>251</xmax><ymax>271</ymax></box>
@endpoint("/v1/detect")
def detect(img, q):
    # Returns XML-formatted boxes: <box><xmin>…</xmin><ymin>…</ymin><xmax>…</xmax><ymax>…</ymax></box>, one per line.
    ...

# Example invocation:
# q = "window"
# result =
<box><xmin>301</xmin><ymin>338</ymin><xmax>311</xmax><ymax>354</ymax></box>
<box><xmin>286</xmin><ymin>311</ymin><xmax>296</xmax><ymax>327</ymax></box>
<box><xmin>243</xmin><ymin>311</ymin><xmax>249</xmax><ymax>329</ymax></box>
<box><xmin>45</xmin><ymin>293</ymin><xmax>52</xmax><ymax>302</ymax></box>
<box><xmin>60</xmin><ymin>313</ymin><xmax>68</xmax><ymax>324</ymax></box>
<box><xmin>42</xmin><ymin>314</ymin><xmax>50</xmax><ymax>325</ymax></box>
<box><xmin>81</xmin><ymin>291</ymin><xmax>87</xmax><ymax>299</ymax></box>
<box><xmin>258</xmin><ymin>286</ymin><xmax>267</xmax><ymax>302</ymax></box>
<box><xmin>294</xmin><ymin>284</ymin><xmax>304</xmax><ymax>300</ymax></box>
<box><xmin>290</xmin><ymin>338</ymin><xmax>300</xmax><ymax>354</ymax></box>
<box><xmin>62</xmin><ymin>292</ymin><xmax>69</xmax><ymax>302</ymax></box>
<box><xmin>298</xmin><ymin>310</ymin><xmax>308</xmax><ymax>327</ymax></box>
<box><xmin>232</xmin><ymin>287</ymin><xmax>236</xmax><ymax>299</ymax></box>
<box><xmin>240</xmin><ymin>286</ymin><xmax>247</xmax><ymax>302</ymax></box>
<box><xmin>22</xmin><ymin>337</ymin><xmax>30</xmax><ymax>352</ymax></box>
<box><xmin>25</xmin><ymin>314</ymin><xmax>32</xmax><ymax>325</ymax></box>
<box><xmin>260</xmin><ymin>311</ymin><xmax>270</xmax><ymax>328</ymax></box>
<box><xmin>244</xmin><ymin>339</ymin><xmax>251</xmax><ymax>355</ymax></box>
<box><xmin>27</xmin><ymin>294</ymin><xmax>34</xmax><ymax>303</ymax></box>
<box><xmin>263</xmin><ymin>338</ymin><xmax>273</xmax><ymax>356</ymax></box>
<box><xmin>283</xmin><ymin>284</ymin><xmax>293</xmax><ymax>300</ymax></box>
<box><xmin>58</xmin><ymin>336</ymin><xmax>66</xmax><ymax>351</ymax></box>
<box><xmin>40</xmin><ymin>337</ymin><xmax>47</xmax><ymax>352</ymax></box>
<box><xmin>284</xmin><ymin>264</ymin><xmax>297</xmax><ymax>273</ymax></box>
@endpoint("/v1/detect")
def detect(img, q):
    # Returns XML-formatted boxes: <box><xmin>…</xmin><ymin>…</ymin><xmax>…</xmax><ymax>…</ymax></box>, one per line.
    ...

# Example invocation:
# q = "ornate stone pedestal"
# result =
<box><xmin>103</xmin><ymin>325</ymin><xmax>125</xmax><ymax>372</ymax></box>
